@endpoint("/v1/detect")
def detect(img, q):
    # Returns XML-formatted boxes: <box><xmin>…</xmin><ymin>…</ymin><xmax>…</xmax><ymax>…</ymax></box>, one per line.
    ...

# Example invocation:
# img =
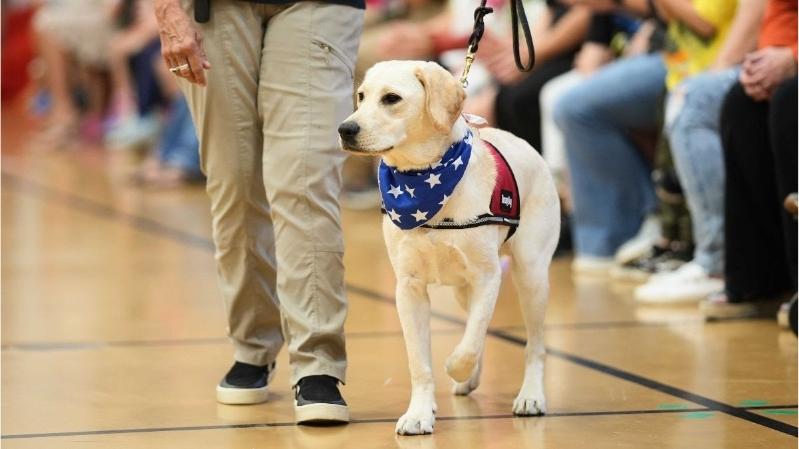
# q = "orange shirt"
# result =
<box><xmin>759</xmin><ymin>0</ymin><xmax>798</xmax><ymax>58</ymax></box>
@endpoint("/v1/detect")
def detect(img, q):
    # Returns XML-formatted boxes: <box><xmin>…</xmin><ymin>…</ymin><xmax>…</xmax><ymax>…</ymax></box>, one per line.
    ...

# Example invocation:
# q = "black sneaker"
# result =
<box><xmin>610</xmin><ymin>244</ymin><xmax>691</xmax><ymax>283</ymax></box>
<box><xmin>216</xmin><ymin>361</ymin><xmax>276</xmax><ymax>405</ymax></box>
<box><xmin>294</xmin><ymin>375</ymin><xmax>349</xmax><ymax>424</ymax></box>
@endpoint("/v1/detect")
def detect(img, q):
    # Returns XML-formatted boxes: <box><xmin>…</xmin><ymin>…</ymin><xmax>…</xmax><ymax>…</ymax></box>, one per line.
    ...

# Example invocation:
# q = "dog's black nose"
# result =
<box><xmin>338</xmin><ymin>121</ymin><xmax>360</xmax><ymax>141</ymax></box>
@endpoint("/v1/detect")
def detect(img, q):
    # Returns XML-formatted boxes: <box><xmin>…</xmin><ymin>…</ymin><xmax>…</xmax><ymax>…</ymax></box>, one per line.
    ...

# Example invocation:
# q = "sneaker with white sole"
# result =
<box><xmin>572</xmin><ymin>256</ymin><xmax>614</xmax><ymax>277</ymax></box>
<box><xmin>634</xmin><ymin>262</ymin><xmax>723</xmax><ymax>304</ymax></box>
<box><xmin>294</xmin><ymin>375</ymin><xmax>349</xmax><ymax>424</ymax></box>
<box><xmin>610</xmin><ymin>243</ymin><xmax>692</xmax><ymax>283</ymax></box>
<box><xmin>614</xmin><ymin>215</ymin><xmax>661</xmax><ymax>264</ymax></box>
<box><xmin>701</xmin><ymin>291</ymin><xmax>785</xmax><ymax>321</ymax></box>
<box><xmin>216</xmin><ymin>361</ymin><xmax>276</xmax><ymax>405</ymax></box>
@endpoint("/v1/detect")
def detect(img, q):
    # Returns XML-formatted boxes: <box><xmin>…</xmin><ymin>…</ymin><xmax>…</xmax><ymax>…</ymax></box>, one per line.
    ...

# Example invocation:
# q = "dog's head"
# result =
<box><xmin>339</xmin><ymin>61</ymin><xmax>465</xmax><ymax>164</ymax></box>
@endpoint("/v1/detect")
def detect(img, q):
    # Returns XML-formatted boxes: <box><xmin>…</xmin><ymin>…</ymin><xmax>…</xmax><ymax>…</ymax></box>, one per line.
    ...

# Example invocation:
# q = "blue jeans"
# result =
<box><xmin>159</xmin><ymin>96</ymin><xmax>202</xmax><ymax>177</ymax></box>
<box><xmin>665</xmin><ymin>68</ymin><xmax>739</xmax><ymax>276</ymax></box>
<box><xmin>554</xmin><ymin>54</ymin><xmax>665</xmax><ymax>257</ymax></box>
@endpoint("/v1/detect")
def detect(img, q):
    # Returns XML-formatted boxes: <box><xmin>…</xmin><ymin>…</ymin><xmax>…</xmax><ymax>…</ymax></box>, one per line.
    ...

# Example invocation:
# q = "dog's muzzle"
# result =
<box><xmin>338</xmin><ymin>121</ymin><xmax>360</xmax><ymax>146</ymax></box>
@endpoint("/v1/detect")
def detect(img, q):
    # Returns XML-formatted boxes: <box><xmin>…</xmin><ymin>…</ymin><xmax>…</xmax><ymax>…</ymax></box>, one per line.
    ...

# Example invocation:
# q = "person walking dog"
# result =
<box><xmin>153</xmin><ymin>0</ymin><xmax>364</xmax><ymax>423</ymax></box>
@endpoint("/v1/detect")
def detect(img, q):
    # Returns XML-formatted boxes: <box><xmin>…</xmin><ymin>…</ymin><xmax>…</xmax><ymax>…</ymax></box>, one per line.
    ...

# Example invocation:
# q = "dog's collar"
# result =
<box><xmin>378</xmin><ymin>131</ymin><xmax>473</xmax><ymax>230</ymax></box>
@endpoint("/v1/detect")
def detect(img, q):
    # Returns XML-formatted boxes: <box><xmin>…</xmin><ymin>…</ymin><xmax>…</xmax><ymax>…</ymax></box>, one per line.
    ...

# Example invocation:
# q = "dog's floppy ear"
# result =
<box><xmin>415</xmin><ymin>62</ymin><xmax>466</xmax><ymax>133</ymax></box>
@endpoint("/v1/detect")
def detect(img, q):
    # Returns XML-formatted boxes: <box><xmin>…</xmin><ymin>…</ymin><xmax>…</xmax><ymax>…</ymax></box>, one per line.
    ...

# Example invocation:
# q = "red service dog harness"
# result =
<box><xmin>421</xmin><ymin>140</ymin><xmax>521</xmax><ymax>240</ymax></box>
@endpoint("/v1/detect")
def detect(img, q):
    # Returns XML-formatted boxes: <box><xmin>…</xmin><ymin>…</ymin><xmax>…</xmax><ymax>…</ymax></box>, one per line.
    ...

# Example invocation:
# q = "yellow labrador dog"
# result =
<box><xmin>339</xmin><ymin>61</ymin><xmax>560</xmax><ymax>435</ymax></box>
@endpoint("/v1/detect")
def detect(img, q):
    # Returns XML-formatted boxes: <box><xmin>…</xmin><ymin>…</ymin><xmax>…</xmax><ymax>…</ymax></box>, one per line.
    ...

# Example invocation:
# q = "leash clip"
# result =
<box><xmin>459</xmin><ymin>45</ymin><xmax>476</xmax><ymax>88</ymax></box>
<box><xmin>460</xmin><ymin>1</ymin><xmax>493</xmax><ymax>88</ymax></box>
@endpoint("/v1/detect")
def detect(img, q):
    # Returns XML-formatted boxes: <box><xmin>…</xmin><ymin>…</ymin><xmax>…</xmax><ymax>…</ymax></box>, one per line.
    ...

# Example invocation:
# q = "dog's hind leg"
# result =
<box><xmin>508</xmin><ymin>177</ymin><xmax>559</xmax><ymax>416</ymax></box>
<box><xmin>510</xmin><ymin>258</ymin><xmax>549</xmax><ymax>416</ymax></box>
<box><xmin>445</xmin><ymin>266</ymin><xmax>501</xmax><ymax>385</ymax></box>
<box><xmin>395</xmin><ymin>277</ymin><xmax>437</xmax><ymax>435</ymax></box>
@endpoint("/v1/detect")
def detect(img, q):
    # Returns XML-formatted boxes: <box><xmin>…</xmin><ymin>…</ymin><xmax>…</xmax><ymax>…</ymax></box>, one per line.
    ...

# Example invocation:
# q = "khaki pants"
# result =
<box><xmin>180</xmin><ymin>0</ymin><xmax>363</xmax><ymax>384</ymax></box>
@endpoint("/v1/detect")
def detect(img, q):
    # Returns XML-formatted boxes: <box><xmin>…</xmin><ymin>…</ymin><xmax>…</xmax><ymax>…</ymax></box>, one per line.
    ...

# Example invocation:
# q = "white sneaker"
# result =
<box><xmin>572</xmin><ymin>256</ymin><xmax>614</xmax><ymax>277</ymax></box>
<box><xmin>634</xmin><ymin>262</ymin><xmax>723</xmax><ymax>304</ymax></box>
<box><xmin>614</xmin><ymin>215</ymin><xmax>661</xmax><ymax>264</ymax></box>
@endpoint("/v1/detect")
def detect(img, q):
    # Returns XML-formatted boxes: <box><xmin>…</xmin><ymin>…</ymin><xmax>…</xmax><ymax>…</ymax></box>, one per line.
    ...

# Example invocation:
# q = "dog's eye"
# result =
<box><xmin>381</xmin><ymin>93</ymin><xmax>402</xmax><ymax>105</ymax></box>
<box><xmin>357</xmin><ymin>92</ymin><xmax>364</xmax><ymax>102</ymax></box>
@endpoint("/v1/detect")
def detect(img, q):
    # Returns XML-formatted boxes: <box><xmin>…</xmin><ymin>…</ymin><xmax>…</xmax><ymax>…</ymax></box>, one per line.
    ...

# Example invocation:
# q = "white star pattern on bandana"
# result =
<box><xmin>387</xmin><ymin>185</ymin><xmax>404</xmax><ymax>198</ymax></box>
<box><xmin>412</xmin><ymin>210</ymin><xmax>428</xmax><ymax>222</ymax></box>
<box><xmin>387</xmin><ymin>209</ymin><xmax>402</xmax><ymax>222</ymax></box>
<box><xmin>424</xmin><ymin>173</ymin><xmax>441</xmax><ymax>188</ymax></box>
<box><xmin>378</xmin><ymin>130</ymin><xmax>472</xmax><ymax>230</ymax></box>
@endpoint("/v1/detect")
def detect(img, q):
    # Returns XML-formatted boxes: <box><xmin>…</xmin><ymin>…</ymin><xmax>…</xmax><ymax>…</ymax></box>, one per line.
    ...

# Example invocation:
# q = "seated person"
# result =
<box><xmin>703</xmin><ymin>0</ymin><xmax>797</xmax><ymax>320</ymax></box>
<box><xmin>633</xmin><ymin>0</ymin><xmax>769</xmax><ymax>303</ymax></box>
<box><xmin>32</xmin><ymin>0</ymin><xmax>117</xmax><ymax>146</ymax></box>
<box><xmin>553</xmin><ymin>0</ymin><xmax>737</xmax><ymax>276</ymax></box>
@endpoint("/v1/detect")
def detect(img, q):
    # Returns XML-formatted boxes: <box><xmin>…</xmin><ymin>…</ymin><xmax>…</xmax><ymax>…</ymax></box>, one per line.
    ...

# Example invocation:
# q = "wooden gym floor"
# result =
<box><xmin>1</xmin><ymin>101</ymin><xmax>797</xmax><ymax>448</ymax></box>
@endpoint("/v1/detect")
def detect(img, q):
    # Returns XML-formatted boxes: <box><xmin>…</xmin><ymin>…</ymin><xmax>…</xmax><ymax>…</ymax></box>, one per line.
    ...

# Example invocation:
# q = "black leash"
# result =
<box><xmin>510</xmin><ymin>0</ymin><xmax>535</xmax><ymax>71</ymax></box>
<box><xmin>459</xmin><ymin>0</ymin><xmax>536</xmax><ymax>87</ymax></box>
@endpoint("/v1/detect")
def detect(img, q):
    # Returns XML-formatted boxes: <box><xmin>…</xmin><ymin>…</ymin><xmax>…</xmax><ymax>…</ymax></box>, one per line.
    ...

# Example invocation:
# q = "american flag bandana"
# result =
<box><xmin>379</xmin><ymin>131</ymin><xmax>473</xmax><ymax>230</ymax></box>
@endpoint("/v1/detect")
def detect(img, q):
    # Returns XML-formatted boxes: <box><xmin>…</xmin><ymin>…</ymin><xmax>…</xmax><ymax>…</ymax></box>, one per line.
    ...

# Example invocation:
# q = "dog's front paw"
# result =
<box><xmin>512</xmin><ymin>394</ymin><xmax>546</xmax><ymax>416</ymax></box>
<box><xmin>445</xmin><ymin>350</ymin><xmax>478</xmax><ymax>383</ymax></box>
<box><xmin>452</xmin><ymin>361</ymin><xmax>481</xmax><ymax>396</ymax></box>
<box><xmin>396</xmin><ymin>408</ymin><xmax>435</xmax><ymax>435</ymax></box>
<box><xmin>452</xmin><ymin>377</ymin><xmax>479</xmax><ymax>396</ymax></box>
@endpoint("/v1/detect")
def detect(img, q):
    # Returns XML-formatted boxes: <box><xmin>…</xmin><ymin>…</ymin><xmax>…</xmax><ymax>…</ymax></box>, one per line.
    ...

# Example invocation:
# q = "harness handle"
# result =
<box><xmin>459</xmin><ymin>0</ymin><xmax>536</xmax><ymax>88</ymax></box>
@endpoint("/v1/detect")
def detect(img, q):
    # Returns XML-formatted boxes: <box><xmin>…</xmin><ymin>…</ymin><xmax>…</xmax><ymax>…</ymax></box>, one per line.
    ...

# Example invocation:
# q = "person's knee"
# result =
<box><xmin>553</xmin><ymin>85</ymin><xmax>594</xmax><ymax>130</ymax></box>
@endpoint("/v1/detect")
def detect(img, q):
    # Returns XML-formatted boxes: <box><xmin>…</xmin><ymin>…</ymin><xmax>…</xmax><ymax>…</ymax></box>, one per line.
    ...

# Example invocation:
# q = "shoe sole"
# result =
<box><xmin>216</xmin><ymin>363</ymin><xmax>276</xmax><ymax>405</ymax></box>
<box><xmin>216</xmin><ymin>384</ymin><xmax>269</xmax><ymax>405</ymax></box>
<box><xmin>702</xmin><ymin>299</ymin><xmax>783</xmax><ymax>321</ymax></box>
<box><xmin>295</xmin><ymin>401</ymin><xmax>350</xmax><ymax>424</ymax></box>
<box><xmin>701</xmin><ymin>302</ymin><xmax>758</xmax><ymax>320</ymax></box>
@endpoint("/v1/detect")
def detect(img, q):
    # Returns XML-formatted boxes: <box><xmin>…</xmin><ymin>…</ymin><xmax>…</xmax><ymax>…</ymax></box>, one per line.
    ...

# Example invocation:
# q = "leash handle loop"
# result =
<box><xmin>510</xmin><ymin>0</ymin><xmax>535</xmax><ymax>71</ymax></box>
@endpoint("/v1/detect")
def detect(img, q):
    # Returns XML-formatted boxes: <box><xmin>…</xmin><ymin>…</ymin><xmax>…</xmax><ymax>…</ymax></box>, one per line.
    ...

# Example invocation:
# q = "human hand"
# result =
<box><xmin>479</xmin><ymin>32</ymin><xmax>526</xmax><ymax>85</ymax></box>
<box><xmin>154</xmin><ymin>0</ymin><xmax>211</xmax><ymax>86</ymax></box>
<box><xmin>574</xmin><ymin>42</ymin><xmax>613</xmax><ymax>74</ymax></box>
<box><xmin>740</xmin><ymin>47</ymin><xmax>797</xmax><ymax>101</ymax></box>
<box><xmin>624</xmin><ymin>20</ymin><xmax>655</xmax><ymax>57</ymax></box>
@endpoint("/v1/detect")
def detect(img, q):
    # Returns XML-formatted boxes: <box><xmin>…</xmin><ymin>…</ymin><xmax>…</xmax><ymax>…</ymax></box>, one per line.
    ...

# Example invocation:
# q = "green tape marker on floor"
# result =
<box><xmin>739</xmin><ymin>399</ymin><xmax>769</xmax><ymax>407</ymax></box>
<box><xmin>681</xmin><ymin>411</ymin><xmax>715</xmax><ymax>420</ymax></box>
<box><xmin>763</xmin><ymin>409</ymin><xmax>798</xmax><ymax>416</ymax></box>
<box><xmin>657</xmin><ymin>403</ymin><xmax>691</xmax><ymax>410</ymax></box>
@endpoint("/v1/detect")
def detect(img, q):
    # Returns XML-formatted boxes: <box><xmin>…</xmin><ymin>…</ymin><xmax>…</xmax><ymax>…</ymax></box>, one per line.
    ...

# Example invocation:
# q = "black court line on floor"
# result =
<box><xmin>2</xmin><ymin>405</ymin><xmax>796</xmax><ymax>440</ymax></box>
<box><xmin>3</xmin><ymin>172</ymin><xmax>797</xmax><ymax>438</ymax></box>
<box><xmin>349</xmin><ymin>285</ymin><xmax>799</xmax><ymax>437</ymax></box>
